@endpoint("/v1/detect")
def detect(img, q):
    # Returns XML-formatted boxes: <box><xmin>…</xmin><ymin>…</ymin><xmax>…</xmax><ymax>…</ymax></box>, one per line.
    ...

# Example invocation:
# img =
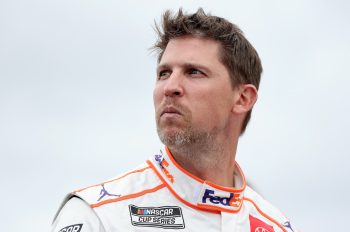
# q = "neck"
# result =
<box><xmin>167</xmin><ymin>136</ymin><xmax>238</xmax><ymax>187</ymax></box>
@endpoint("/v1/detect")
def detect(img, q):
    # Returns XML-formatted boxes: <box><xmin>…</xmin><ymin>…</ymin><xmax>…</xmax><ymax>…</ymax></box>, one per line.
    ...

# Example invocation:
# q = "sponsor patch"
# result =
<box><xmin>202</xmin><ymin>189</ymin><xmax>237</xmax><ymax>206</ymax></box>
<box><xmin>129</xmin><ymin>205</ymin><xmax>185</xmax><ymax>229</ymax></box>
<box><xmin>199</xmin><ymin>188</ymin><xmax>242</xmax><ymax>210</ymax></box>
<box><xmin>249</xmin><ymin>215</ymin><xmax>275</xmax><ymax>232</ymax></box>
<box><xmin>58</xmin><ymin>224</ymin><xmax>82</xmax><ymax>232</ymax></box>
<box><xmin>155</xmin><ymin>153</ymin><xmax>174</xmax><ymax>183</ymax></box>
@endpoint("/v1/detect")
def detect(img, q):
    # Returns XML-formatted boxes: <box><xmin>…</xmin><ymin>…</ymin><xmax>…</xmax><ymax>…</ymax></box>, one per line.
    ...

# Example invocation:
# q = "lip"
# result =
<box><xmin>160</xmin><ymin>106</ymin><xmax>182</xmax><ymax>117</ymax></box>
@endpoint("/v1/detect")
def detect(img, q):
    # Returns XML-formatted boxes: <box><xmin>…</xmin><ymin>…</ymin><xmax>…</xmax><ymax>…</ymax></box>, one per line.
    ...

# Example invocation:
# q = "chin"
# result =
<box><xmin>157</xmin><ymin>127</ymin><xmax>189</xmax><ymax>146</ymax></box>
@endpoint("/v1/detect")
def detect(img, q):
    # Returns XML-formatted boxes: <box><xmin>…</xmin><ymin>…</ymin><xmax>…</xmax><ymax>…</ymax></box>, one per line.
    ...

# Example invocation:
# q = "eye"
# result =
<box><xmin>190</xmin><ymin>69</ymin><xmax>201</xmax><ymax>74</ymax></box>
<box><xmin>157</xmin><ymin>70</ymin><xmax>171</xmax><ymax>80</ymax></box>
<box><xmin>188</xmin><ymin>68</ymin><xmax>205</xmax><ymax>77</ymax></box>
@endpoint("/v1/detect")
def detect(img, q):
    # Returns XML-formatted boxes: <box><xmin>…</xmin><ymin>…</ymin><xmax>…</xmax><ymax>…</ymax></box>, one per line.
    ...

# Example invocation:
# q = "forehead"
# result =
<box><xmin>159</xmin><ymin>36</ymin><xmax>223</xmax><ymax>66</ymax></box>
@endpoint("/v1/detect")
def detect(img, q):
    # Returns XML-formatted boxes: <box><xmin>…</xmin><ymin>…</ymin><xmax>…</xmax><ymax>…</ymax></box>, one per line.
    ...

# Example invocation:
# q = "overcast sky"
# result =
<box><xmin>0</xmin><ymin>0</ymin><xmax>349</xmax><ymax>231</ymax></box>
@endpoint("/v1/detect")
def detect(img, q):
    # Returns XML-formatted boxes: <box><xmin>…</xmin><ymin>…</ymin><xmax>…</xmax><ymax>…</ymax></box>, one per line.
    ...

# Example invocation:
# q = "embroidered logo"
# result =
<box><xmin>58</xmin><ymin>224</ymin><xmax>82</xmax><ymax>232</ymax></box>
<box><xmin>283</xmin><ymin>221</ymin><xmax>294</xmax><ymax>232</ymax></box>
<box><xmin>129</xmin><ymin>205</ymin><xmax>185</xmax><ymax>229</ymax></box>
<box><xmin>97</xmin><ymin>184</ymin><xmax>121</xmax><ymax>201</ymax></box>
<box><xmin>155</xmin><ymin>153</ymin><xmax>174</xmax><ymax>183</ymax></box>
<box><xmin>201</xmin><ymin>189</ymin><xmax>242</xmax><ymax>208</ymax></box>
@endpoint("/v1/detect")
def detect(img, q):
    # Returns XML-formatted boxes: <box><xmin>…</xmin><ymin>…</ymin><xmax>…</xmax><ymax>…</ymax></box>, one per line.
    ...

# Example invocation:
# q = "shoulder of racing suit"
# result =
<box><xmin>68</xmin><ymin>162</ymin><xmax>158</xmax><ymax>209</ymax></box>
<box><xmin>243</xmin><ymin>185</ymin><xmax>296</xmax><ymax>232</ymax></box>
<box><xmin>52</xmin><ymin>152</ymin><xmax>297</xmax><ymax>232</ymax></box>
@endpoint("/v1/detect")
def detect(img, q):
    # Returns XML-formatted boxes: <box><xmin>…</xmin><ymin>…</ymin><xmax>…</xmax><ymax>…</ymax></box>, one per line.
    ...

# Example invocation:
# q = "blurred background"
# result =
<box><xmin>1</xmin><ymin>0</ymin><xmax>349</xmax><ymax>231</ymax></box>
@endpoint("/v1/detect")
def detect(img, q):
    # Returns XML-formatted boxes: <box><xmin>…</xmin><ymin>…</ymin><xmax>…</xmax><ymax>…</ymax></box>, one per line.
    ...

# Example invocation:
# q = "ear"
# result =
<box><xmin>232</xmin><ymin>84</ymin><xmax>258</xmax><ymax>114</ymax></box>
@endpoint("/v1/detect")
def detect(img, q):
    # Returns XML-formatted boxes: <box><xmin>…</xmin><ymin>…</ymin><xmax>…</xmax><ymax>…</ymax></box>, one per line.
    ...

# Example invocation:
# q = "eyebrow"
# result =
<box><xmin>156</xmin><ymin>63</ymin><xmax>170</xmax><ymax>73</ymax></box>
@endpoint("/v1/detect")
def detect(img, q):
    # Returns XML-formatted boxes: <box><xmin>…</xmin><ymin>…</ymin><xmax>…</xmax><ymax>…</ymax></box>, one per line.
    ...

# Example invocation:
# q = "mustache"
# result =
<box><xmin>156</xmin><ymin>99</ymin><xmax>189</xmax><ymax>117</ymax></box>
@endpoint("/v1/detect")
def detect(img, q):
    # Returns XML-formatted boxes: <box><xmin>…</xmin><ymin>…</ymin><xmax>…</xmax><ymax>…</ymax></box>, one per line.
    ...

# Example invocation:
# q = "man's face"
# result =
<box><xmin>154</xmin><ymin>36</ymin><xmax>236</xmax><ymax>146</ymax></box>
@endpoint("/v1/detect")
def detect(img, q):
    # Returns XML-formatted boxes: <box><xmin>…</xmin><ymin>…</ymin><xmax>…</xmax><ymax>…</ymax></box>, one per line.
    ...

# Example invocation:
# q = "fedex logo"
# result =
<box><xmin>202</xmin><ymin>189</ymin><xmax>241</xmax><ymax>207</ymax></box>
<box><xmin>155</xmin><ymin>154</ymin><xmax>174</xmax><ymax>183</ymax></box>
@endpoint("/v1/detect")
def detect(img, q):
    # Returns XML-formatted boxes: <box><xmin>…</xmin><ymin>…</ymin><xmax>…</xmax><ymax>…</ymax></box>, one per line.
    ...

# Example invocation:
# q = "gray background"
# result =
<box><xmin>1</xmin><ymin>0</ymin><xmax>349</xmax><ymax>231</ymax></box>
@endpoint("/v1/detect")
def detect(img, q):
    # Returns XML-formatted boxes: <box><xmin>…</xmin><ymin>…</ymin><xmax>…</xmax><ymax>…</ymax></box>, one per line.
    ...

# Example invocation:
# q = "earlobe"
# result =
<box><xmin>232</xmin><ymin>84</ymin><xmax>258</xmax><ymax>114</ymax></box>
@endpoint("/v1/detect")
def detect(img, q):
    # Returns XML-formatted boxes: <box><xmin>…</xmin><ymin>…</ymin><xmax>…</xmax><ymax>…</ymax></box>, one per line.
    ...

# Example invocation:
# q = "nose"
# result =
<box><xmin>163</xmin><ymin>72</ymin><xmax>184</xmax><ymax>97</ymax></box>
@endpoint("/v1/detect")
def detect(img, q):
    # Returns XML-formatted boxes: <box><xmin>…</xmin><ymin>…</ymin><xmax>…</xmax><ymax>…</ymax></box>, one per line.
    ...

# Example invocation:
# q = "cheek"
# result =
<box><xmin>194</xmin><ymin>89</ymin><xmax>233</xmax><ymax>121</ymax></box>
<box><xmin>153</xmin><ymin>86</ymin><xmax>162</xmax><ymax>107</ymax></box>
<box><xmin>192</xmin><ymin>96</ymin><xmax>220</xmax><ymax>121</ymax></box>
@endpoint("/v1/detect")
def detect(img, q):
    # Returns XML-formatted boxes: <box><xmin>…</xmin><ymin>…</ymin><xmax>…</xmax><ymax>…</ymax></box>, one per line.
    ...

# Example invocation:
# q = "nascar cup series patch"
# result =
<box><xmin>129</xmin><ymin>205</ymin><xmax>185</xmax><ymax>229</ymax></box>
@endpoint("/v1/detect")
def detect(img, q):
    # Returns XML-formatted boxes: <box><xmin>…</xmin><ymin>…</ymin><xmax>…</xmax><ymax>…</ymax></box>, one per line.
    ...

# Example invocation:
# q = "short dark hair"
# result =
<box><xmin>152</xmin><ymin>8</ymin><xmax>262</xmax><ymax>134</ymax></box>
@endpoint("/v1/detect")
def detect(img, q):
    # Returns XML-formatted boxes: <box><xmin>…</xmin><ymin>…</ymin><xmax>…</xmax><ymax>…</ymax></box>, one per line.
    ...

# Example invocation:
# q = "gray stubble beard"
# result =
<box><xmin>157</xmin><ymin>124</ymin><xmax>219</xmax><ymax>155</ymax></box>
<box><xmin>157</xmin><ymin>126</ymin><xmax>203</xmax><ymax>147</ymax></box>
<box><xmin>157</xmin><ymin>125</ymin><xmax>225</xmax><ymax>171</ymax></box>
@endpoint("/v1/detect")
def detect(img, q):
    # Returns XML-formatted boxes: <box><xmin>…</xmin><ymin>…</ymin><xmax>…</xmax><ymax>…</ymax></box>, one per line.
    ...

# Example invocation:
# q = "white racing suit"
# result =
<box><xmin>51</xmin><ymin>146</ymin><xmax>297</xmax><ymax>232</ymax></box>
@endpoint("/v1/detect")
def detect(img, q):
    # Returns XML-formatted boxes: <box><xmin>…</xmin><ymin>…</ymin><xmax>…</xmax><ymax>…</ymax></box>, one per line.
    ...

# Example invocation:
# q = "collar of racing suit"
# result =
<box><xmin>146</xmin><ymin>146</ymin><xmax>246</xmax><ymax>214</ymax></box>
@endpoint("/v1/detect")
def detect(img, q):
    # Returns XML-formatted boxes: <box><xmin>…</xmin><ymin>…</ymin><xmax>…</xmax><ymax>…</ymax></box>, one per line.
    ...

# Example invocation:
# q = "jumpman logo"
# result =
<box><xmin>282</xmin><ymin>221</ymin><xmax>294</xmax><ymax>232</ymax></box>
<box><xmin>97</xmin><ymin>184</ymin><xmax>121</xmax><ymax>201</ymax></box>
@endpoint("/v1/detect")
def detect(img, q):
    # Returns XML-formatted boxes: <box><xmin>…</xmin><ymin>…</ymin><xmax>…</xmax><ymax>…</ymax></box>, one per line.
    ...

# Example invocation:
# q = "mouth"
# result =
<box><xmin>160</xmin><ymin>106</ymin><xmax>182</xmax><ymax>117</ymax></box>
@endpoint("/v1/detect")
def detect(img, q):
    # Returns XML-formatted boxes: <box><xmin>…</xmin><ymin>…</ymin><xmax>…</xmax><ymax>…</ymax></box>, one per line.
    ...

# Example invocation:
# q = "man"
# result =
<box><xmin>51</xmin><ymin>9</ymin><xmax>297</xmax><ymax>232</ymax></box>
